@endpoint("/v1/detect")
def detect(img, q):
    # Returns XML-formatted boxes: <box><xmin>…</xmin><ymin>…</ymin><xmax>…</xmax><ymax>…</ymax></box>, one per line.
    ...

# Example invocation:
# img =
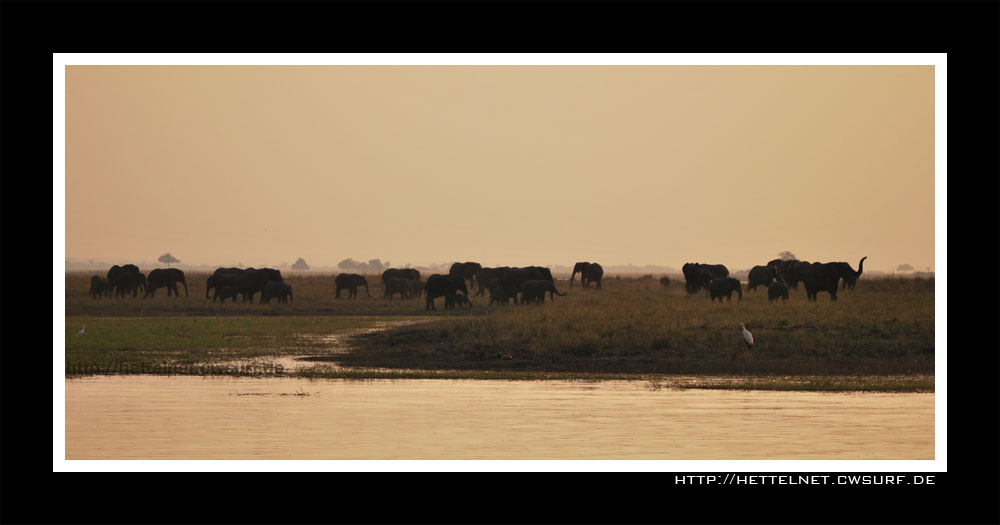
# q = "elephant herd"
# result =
<box><xmin>374</xmin><ymin>263</ymin><xmax>575</xmax><ymax>310</ymax></box>
<box><xmin>683</xmin><ymin>256</ymin><xmax>867</xmax><ymax>302</ymax></box>
<box><xmin>90</xmin><ymin>264</ymin><xmax>189</xmax><ymax>299</ymax></box>
<box><xmin>90</xmin><ymin>265</ymin><xmax>291</xmax><ymax>303</ymax></box>
<box><xmin>206</xmin><ymin>267</ymin><xmax>292</xmax><ymax>304</ymax></box>
<box><xmin>85</xmin><ymin>255</ymin><xmax>866</xmax><ymax>307</ymax></box>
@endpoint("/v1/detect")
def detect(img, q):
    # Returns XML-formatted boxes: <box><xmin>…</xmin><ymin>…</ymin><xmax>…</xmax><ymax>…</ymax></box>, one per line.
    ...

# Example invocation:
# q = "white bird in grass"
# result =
<box><xmin>77</xmin><ymin>324</ymin><xmax>86</xmax><ymax>337</ymax></box>
<box><xmin>741</xmin><ymin>323</ymin><xmax>753</xmax><ymax>350</ymax></box>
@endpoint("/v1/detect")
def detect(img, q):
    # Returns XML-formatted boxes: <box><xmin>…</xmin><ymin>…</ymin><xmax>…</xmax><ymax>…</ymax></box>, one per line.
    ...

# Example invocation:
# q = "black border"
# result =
<box><xmin>2</xmin><ymin>1</ymin><xmax>998</xmax><ymax>524</ymax></box>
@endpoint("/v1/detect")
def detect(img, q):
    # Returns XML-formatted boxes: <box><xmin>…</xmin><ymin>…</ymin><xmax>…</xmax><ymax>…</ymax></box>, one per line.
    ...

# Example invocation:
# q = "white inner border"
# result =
<box><xmin>53</xmin><ymin>53</ymin><xmax>946</xmax><ymax>473</ymax></box>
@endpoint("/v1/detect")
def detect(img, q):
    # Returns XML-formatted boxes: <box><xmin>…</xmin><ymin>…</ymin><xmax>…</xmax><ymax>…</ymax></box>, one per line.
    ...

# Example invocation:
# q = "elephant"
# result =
<box><xmin>452</xmin><ymin>292</ymin><xmax>474</xmax><ymax>309</ymax></box>
<box><xmin>474</xmin><ymin>267</ymin><xmax>512</xmax><ymax>296</ymax></box>
<box><xmin>262</xmin><ymin>281</ymin><xmax>293</xmax><ymax>304</ymax></box>
<box><xmin>334</xmin><ymin>273</ymin><xmax>371</xmax><ymax>299</ymax></box>
<box><xmin>488</xmin><ymin>283</ymin><xmax>515</xmax><ymax>306</ymax></box>
<box><xmin>570</xmin><ymin>262</ymin><xmax>604</xmax><ymax>289</ymax></box>
<box><xmin>408</xmin><ymin>279</ymin><xmax>424</xmax><ymax>298</ymax></box>
<box><xmin>449</xmin><ymin>262</ymin><xmax>482</xmax><ymax>291</ymax></box>
<box><xmin>747</xmin><ymin>265</ymin><xmax>783</xmax><ymax>292</ymax></box>
<box><xmin>216</xmin><ymin>285</ymin><xmax>240</xmax><ymax>303</ymax></box>
<box><xmin>800</xmin><ymin>257</ymin><xmax>866</xmax><ymax>301</ymax></box>
<box><xmin>235</xmin><ymin>267</ymin><xmax>283</xmax><ymax>303</ymax></box>
<box><xmin>682</xmin><ymin>263</ymin><xmax>729</xmax><ymax>293</ymax></box>
<box><xmin>659</xmin><ymin>276</ymin><xmax>670</xmax><ymax>288</ymax></box>
<box><xmin>107</xmin><ymin>264</ymin><xmax>145</xmax><ymax>294</ymax></box>
<box><xmin>144</xmin><ymin>268</ymin><xmax>188</xmax><ymax>298</ymax></box>
<box><xmin>424</xmin><ymin>274</ymin><xmax>469</xmax><ymax>311</ymax></box>
<box><xmin>707</xmin><ymin>277</ymin><xmax>742</xmax><ymax>302</ymax></box>
<box><xmin>114</xmin><ymin>271</ymin><xmax>146</xmax><ymax>298</ymax></box>
<box><xmin>89</xmin><ymin>276</ymin><xmax>111</xmax><ymax>298</ymax></box>
<box><xmin>499</xmin><ymin>267</ymin><xmax>555</xmax><ymax>302</ymax></box>
<box><xmin>768</xmin><ymin>281</ymin><xmax>790</xmax><ymax>302</ymax></box>
<box><xmin>519</xmin><ymin>280</ymin><xmax>567</xmax><ymax>305</ymax></box>
<box><xmin>382</xmin><ymin>268</ymin><xmax>420</xmax><ymax>289</ymax></box>
<box><xmin>770</xmin><ymin>259</ymin><xmax>808</xmax><ymax>290</ymax></box>
<box><xmin>206</xmin><ymin>267</ymin><xmax>244</xmax><ymax>299</ymax></box>
<box><xmin>383</xmin><ymin>277</ymin><xmax>412</xmax><ymax>300</ymax></box>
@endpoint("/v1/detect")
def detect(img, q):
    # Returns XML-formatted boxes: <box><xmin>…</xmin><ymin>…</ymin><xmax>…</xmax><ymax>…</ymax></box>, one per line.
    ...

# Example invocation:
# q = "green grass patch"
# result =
<box><xmin>65</xmin><ymin>315</ymin><xmax>426</xmax><ymax>374</ymax></box>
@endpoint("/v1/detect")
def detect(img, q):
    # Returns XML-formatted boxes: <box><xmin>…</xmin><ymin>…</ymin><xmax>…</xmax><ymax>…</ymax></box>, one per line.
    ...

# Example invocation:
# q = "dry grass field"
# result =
<box><xmin>64</xmin><ymin>271</ymin><xmax>934</xmax><ymax>386</ymax></box>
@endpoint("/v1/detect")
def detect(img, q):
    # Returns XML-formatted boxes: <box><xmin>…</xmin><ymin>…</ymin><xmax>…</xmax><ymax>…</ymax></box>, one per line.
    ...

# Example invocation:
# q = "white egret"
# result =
<box><xmin>77</xmin><ymin>324</ymin><xmax>86</xmax><ymax>337</ymax></box>
<box><xmin>741</xmin><ymin>323</ymin><xmax>753</xmax><ymax>350</ymax></box>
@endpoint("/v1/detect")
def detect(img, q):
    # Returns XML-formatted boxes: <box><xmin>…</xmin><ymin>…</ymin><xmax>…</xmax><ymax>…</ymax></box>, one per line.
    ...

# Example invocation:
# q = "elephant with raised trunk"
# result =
<box><xmin>520</xmin><ymin>280</ymin><xmax>567</xmax><ymax>305</ymax></box>
<box><xmin>144</xmin><ymin>268</ymin><xmax>188</xmax><ymax>298</ymax></box>
<box><xmin>449</xmin><ymin>262</ymin><xmax>482</xmax><ymax>292</ymax></box>
<box><xmin>334</xmin><ymin>273</ymin><xmax>371</xmax><ymax>299</ymax></box>
<box><xmin>800</xmin><ymin>257</ymin><xmax>866</xmax><ymax>301</ymax></box>
<box><xmin>262</xmin><ymin>281</ymin><xmax>293</xmax><ymax>304</ymax></box>
<box><xmin>207</xmin><ymin>267</ymin><xmax>244</xmax><ymax>300</ymax></box>
<box><xmin>424</xmin><ymin>274</ymin><xmax>469</xmax><ymax>311</ymax></box>
<box><xmin>707</xmin><ymin>277</ymin><xmax>742</xmax><ymax>302</ymax></box>
<box><xmin>89</xmin><ymin>276</ymin><xmax>111</xmax><ymax>298</ymax></box>
<box><xmin>570</xmin><ymin>262</ymin><xmax>604</xmax><ymax>289</ymax></box>
<box><xmin>682</xmin><ymin>263</ymin><xmax>729</xmax><ymax>293</ymax></box>
<box><xmin>747</xmin><ymin>265</ymin><xmax>783</xmax><ymax>292</ymax></box>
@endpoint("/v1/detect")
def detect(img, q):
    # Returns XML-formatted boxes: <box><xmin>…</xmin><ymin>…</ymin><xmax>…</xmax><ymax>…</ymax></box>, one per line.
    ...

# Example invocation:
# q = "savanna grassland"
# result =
<box><xmin>64</xmin><ymin>272</ymin><xmax>935</xmax><ymax>390</ymax></box>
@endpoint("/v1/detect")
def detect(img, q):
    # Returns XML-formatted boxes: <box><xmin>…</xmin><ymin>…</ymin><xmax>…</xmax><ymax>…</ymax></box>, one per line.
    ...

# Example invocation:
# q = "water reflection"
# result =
<box><xmin>65</xmin><ymin>376</ymin><xmax>933</xmax><ymax>460</ymax></box>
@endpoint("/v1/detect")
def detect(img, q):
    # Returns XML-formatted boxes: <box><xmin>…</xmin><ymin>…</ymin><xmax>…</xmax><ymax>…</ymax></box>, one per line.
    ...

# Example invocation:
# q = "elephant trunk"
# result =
<box><xmin>206</xmin><ymin>277</ymin><xmax>214</xmax><ymax>299</ymax></box>
<box><xmin>855</xmin><ymin>256</ymin><xmax>867</xmax><ymax>277</ymax></box>
<box><xmin>289</xmin><ymin>290</ymin><xmax>294</xmax><ymax>303</ymax></box>
<box><xmin>570</xmin><ymin>271</ymin><xmax>577</xmax><ymax>288</ymax></box>
<box><xmin>364</xmin><ymin>281</ymin><xmax>371</xmax><ymax>297</ymax></box>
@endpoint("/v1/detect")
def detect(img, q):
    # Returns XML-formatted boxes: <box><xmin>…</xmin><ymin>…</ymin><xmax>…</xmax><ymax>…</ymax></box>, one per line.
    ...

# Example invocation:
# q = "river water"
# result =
<box><xmin>64</xmin><ymin>376</ymin><xmax>933</xmax><ymax>460</ymax></box>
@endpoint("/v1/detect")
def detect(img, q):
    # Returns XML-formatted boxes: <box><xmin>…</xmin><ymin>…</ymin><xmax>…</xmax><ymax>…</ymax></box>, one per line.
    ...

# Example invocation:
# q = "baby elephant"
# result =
<box><xmin>262</xmin><ymin>281</ymin><xmax>293</xmax><ymax>304</ymax></box>
<box><xmin>768</xmin><ymin>282</ymin><xmax>789</xmax><ymax>303</ymax></box>
<box><xmin>452</xmin><ymin>292</ymin><xmax>474</xmax><ymax>309</ymax></box>
<box><xmin>216</xmin><ymin>285</ymin><xmax>240</xmax><ymax>303</ymax></box>
<box><xmin>489</xmin><ymin>284</ymin><xmax>514</xmax><ymax>306</ymax></box>
<box><xmin>89</xmin><ymin>275</ymin><xmax>111</xmax><ymax>298</ymax></box>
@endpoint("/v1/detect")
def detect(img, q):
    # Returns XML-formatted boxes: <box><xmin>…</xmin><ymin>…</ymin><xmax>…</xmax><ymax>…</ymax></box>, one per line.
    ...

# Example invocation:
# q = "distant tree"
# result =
<box><xmin>897</xmin><ymin>263</ymin><xmax>914</xmax><ymax>272</ymax></box>
<box><xmin>292</xmin><ymin>258</ymin><xmax>310</xmax><ymax>270</ymax></box>
<box><xmin>777</xmin><ymin>251</ymin><xmax>797</xmax><ymax>261</ymax></box>
<box><xmin>338</xmin><ymin>258</ymin><xmax>359</xmax><ymax>270</ymax></box>
<box><xmin>158</xmin><ymin>253</ymin><xmax>180</xmax><ymax>267</ymax></box>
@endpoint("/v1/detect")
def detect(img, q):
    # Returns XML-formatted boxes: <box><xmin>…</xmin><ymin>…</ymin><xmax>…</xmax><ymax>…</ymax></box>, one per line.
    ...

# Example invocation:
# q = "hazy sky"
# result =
<box><xmin>64</xmin><ymin>65</ymin><xmax>934</xmax><ymax>271</ymax></box>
